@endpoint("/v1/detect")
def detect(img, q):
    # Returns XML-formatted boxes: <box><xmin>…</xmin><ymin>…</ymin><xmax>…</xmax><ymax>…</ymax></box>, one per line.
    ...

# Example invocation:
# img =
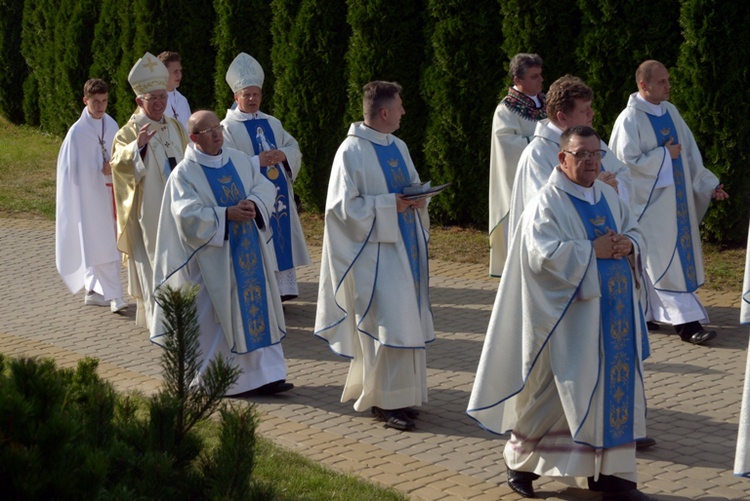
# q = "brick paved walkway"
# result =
<box><xmin>1</xmin><ymin>217</ymin><xmax>748</xmax><ymax>500</ymax></box>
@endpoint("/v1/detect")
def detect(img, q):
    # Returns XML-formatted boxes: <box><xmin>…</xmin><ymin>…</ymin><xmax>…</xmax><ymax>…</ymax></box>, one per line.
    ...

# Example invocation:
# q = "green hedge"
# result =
<box><xmin>2</xmin><ymin>0</ymin><xmax>749</xmax><ymax>240</ymax></box>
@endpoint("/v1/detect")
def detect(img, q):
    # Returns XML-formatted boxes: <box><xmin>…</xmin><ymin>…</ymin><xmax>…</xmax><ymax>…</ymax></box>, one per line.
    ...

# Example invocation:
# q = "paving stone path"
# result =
<box><xmin>1</xmin><ymin>217</ymin><xmax>748</xmax><ymax>500</ymax></box>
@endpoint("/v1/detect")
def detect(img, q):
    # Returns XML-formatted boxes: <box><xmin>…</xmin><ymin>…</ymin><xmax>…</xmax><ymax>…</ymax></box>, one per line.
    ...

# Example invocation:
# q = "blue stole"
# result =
<box><xmin>568</xmin><ymin>193</ymin><xmax>637</xmax><ymax>448</ymax></box>
<box><xmin>369</xmin><ymin>141</ymin><xmax>421</xmax><ymax>307</ymax></box>
<box><xmin>645</xmin><ymin>111</ymin><xmax>698</xmax><ymax>291</ymax></box>
<box><xmin>200</xmin><ymin>159</ymin><xmax>272</xmax><ymax>352</ymax></box>
<box><xmin>241</xmin><ymin>119</ymin><xmax>294</xmax><ymax>272</ymax></box>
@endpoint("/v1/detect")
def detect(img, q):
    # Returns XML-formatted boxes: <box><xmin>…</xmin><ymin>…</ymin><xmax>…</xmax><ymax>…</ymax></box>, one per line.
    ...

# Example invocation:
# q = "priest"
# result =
<box><xmin>151</xmin><ymin>110</ymin><xmax>292</xmax><ymax>396</ymax></box>
<box><xmin>55</xmin><ymin>78</ymin><xmax>127</xmax><ymax>313</ymax></box>
<box><xmin>609</xmin><ymin>60</ymin><xmax>728</xmax><ymax>345</ymax></box>
<box><xmin>488</xmin><ymin>53</ymin><xmax>546</xmax><ymax>277</ymax></box>
<box><xmin>314</xmin><ymin>81</ymin><xmax>434</xmax><ymax>432</ymax></box>
<box><xmin>222</xmin><ymin>52</ymin><xmax>310</xmax><ymax>302</ymax></box>
<box><xmin>468</xmin><ymin>126</ymin><xmax>654</xmax><ymax>501</ymax></box>
<box><xmin>111</xmin><ymin>52</ymin><xmax>190</xmax><ymax>327</ymax></box>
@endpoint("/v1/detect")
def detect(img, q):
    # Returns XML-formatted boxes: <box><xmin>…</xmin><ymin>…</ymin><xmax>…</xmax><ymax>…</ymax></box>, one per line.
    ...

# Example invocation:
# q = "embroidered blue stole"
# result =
<box><xmin>369</xmin><ymin>141</ymin><xmax>421</xmax><ymax>307</ymax></box>
<box><xmin>201</xmin><ymin>159</ymin><xmax>272</xmax><ymax>352</ymax></box>
<box><xmin>241</xmin><ymin>119</ymin><xmax>293</xmax><ymax>272</ymax></box>
<box><xmin>568</xmin><ymin>193</ymin><xmax>637</xmax><ymax>447</ymax></box>
<box><xmin>645</xmin><ymin>111</ymin><xmax>698</xmax><ymax>291</ymax></box>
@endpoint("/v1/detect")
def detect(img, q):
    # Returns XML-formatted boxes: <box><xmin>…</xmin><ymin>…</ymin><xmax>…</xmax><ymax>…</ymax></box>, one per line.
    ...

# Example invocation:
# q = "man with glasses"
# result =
<box><xmin>508</xmin><ymin>75</ymin><xmax>631</xmax><ymax>244</ymax></box>
<box><xmin>469</xmin><ymin>126</ymin><xmax>654</xmax><ymax>501</ymax></box>
<box><xmin>221</xmin><ymin>52</ymin><xmax>310</xmax><ymax>303</ymax></box>
<box><xmin>488</xmin><ymin>53</ymin><xmax>547</xmax><ymax>277</ymax></box>
<box><xmin>111</xmin><ymin>52</ymin><xmax>189</xmax><ymax>328</ymax></box>
<box><xmin>151</xmin><ymin>110</ymin><xmax>293</xmax><ymax>396</ymax></box>
<box><xmin>610</xmin><ymin>60</ymin><xmax>728</xmax><ymax>346</ymax></box>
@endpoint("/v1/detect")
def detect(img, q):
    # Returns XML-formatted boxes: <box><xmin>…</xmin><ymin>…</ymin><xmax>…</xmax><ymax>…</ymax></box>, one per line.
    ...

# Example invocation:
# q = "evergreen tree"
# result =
<box><xmin>576</xmin><ymin>0</ymin><xmax>682</xmax><ymax>137</ymax></box>
<box><xmin>213</xmin><ymin>0</ymin><xmax>274</xmax><ymax>116</ymax></box>
<box><xmin>90</xmin><ymin>0</ymin><xmax>128</xmax><ymax>124</ymax></box>
<box><xmin>108</xmin><ymin>0</ymin><xmax>139</xmax><ymax>124</ymax></box>
<box><xmin>271</xmin><ymin>0</ymin><xmax>350</xmax><ymax>211</ymax></box>
<box><xmin>343</xmin><ymin>0</ymin><xmax>428</xmax><ymax>172</ymax></box>
<box><xmin>421</xmin><ymin>0</ymin><xmax>504</xmax><ymax>225</ymax></box>
<box><xmin>673</xmin><ymin>0</ymin><xmax>750</xmax><ymax>243</ymax></box>
<box><xmin>0</xmin><ymin>0</ymin><xmax>27</xmax><ymax>123</ymax></box>
<box><xmin>51</xmin><ymin>0</ymin><xmax>101</xmax><ymax>136</ymax></box>
<box><xmin>168</xmin><ymin>3</ymin><xmax>217</xmax><ymax>112</ymax></box>
<box><xmin>20</xmin><ymin>0</ymin><xmax>56</xmax><ymax>128</ymax></box>
<box><xmin>499</xmin><ymin>0</ymin><xmax>582</xmax><ymax>88</ymax></box>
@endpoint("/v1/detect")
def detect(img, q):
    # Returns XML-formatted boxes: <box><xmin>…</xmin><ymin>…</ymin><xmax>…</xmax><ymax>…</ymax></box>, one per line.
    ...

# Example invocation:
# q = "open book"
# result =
<box><xmin>402</xmin><ymin>181</ymin><xmax>451</xmax><ymax>200</ymax></box>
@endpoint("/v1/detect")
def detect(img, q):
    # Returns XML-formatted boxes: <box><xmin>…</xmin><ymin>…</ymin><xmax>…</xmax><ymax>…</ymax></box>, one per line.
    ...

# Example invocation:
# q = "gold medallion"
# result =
<box><xmin>267</xmin><ymin>166</ymin><xmax>280</xmax><ymax>180</ymax></box>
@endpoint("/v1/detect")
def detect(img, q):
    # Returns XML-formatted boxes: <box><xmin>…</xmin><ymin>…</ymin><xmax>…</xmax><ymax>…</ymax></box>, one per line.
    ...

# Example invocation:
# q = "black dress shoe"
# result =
<box><xmin>635</xmin><ymin>437</ymin><xmax>656</xmax><ymax>450</ymax></box>
<box><xmin>254</xmin><ymin>379</ymin><xmax>294</xmax><ymax>395</ymax></box>
<box><xmin>505</xmin><ymin>465</ymin><xmax>539</xmax><ymax>498</ymax></box>
<box><xmin>601</xmin><ymin>488</ymin><xmax>657</xmax><ymax>501</ymax></box>
<box><xmin>646</xmin><ymin>321</ymin><xmax>660</xmax><ymax>331</ymax></box>
<box><xmin>681</xmin><ymin>329</ymin><xmax>717</xmax><ymax>345</ymax></box>
<box><xmin>371</xmin><ymin>407</ymin><xmax>415</xmax><ymax>431</ymax></box>
<box><xmin>400</xmin><ymin>407</ymin><xmax>420</xmax><ymax>419</ymax></box>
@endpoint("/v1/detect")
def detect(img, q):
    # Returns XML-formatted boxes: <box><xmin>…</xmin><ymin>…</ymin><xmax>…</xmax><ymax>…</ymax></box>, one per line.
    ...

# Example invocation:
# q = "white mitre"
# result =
<box><xmin>225</xmin><ymin>53</ymin><xmax>264</xmax><ymax>93</ymax></box>
<box><xmin>128</xmin><ymin>52</ymin><xmax>169</xmax><ymax>96</ymax></box>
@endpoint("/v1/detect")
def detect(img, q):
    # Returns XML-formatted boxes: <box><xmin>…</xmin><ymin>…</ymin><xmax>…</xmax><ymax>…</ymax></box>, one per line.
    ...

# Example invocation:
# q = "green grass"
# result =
<box><xmin>0</xmin><ymin>116</ymin><xmax>61</xmax><ymax>219</ymax></box>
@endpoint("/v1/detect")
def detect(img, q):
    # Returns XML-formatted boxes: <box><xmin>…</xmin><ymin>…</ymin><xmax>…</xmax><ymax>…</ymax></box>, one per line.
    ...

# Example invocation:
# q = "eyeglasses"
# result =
<box><xmin>562</xmin><ymin>149</ymin><xmax>606</xmax><ymax>161</ymax></box>
<box><xmin>141</xmin><ymin>94</ymin><xmax>168</xmax><ymax>103</ymax></box>
<box><xmin>194</xmin><ymin>124</ymin><xmax>224</xmax><ymax>136</ymax></box>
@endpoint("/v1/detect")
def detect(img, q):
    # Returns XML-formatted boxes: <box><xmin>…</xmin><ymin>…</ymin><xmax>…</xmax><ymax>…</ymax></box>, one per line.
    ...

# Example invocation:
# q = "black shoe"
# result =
<box><xmin>400</xmin><ymin>407</ymin><xmax>420</xmax><ymax>419</ymax></box>
<box><xmin>646</xmin><ymin>321</ymin><xmax>660</xmax><ymax>331</ymax></box>
<box><xmin>506</xmin><ymin>464</ymin><xmax>538</xmax><ymax>498</ymax></box>
<box><xmin>371</xmin><ymin>406</ymin><xmax>415</xmax><ymax>431</ymax></box>
<box><xmin>254</xmin><ymin>380</ymin><xmax>294</xmax><ymax>395</ymax></box>
<box><xmin>681</xmin><ymin>329</ymin><xmax>717</xmax><ymax>345</ymax></box>
<box><xmin>601</xmin><ymin>489</ymin><xmax>657</xmax><ymax>501</ymax></box>
<box><xmin>635</xmin><ymin>437</ymin><xmax>656</xmax><ymax>450</ymax></box>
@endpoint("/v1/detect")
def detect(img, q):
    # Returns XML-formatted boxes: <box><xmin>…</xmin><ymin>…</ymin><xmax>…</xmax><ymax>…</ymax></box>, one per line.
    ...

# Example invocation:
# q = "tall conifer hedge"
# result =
<box><xmin>422</xmin><ymin>0</ymin><xmax>503</xmax><ymax>224</ymax></box>
<box><xmin>0</xmin><ymin>0</ymin><xmax>26</xmax><ymax>123</ymax></box>
<box><xmin>577</xmin><ymin>0</ymin><xmax>682</xmax><ymax>138</ymax></box>
<box><xmin>213</xmin><ymin>0</ymin><xmax>274</xmax><ymax>116</ymax></box>
<box><xmin>343</xmin><ymin>0</ymin><xmax>428</xmax><ymax>173</ymax></box>
<box><xmin>499</xmin><ymin>0</ymin><xmax>582</xmax><ymax>88</ymax></box>
<box><xmin>270</xmin><ymin>0</ymin><xmax>349</xmax><ymax>212</ymax></box>
<box><xmin>674</xmin><ymin>0</ymin><xmax>750</xmax><ymax>243</ymax></box>
<box><xmin>90</xmin><ymin>0</ymin><xmax>128</xmax><ymax>124</ymax></box>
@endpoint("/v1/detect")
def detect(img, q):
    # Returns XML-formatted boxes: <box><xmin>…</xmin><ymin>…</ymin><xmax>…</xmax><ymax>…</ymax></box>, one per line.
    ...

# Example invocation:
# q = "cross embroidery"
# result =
<box><xmin>143</xmin><ymin>57</ymin><xmax>158</xmax><ymax>72</ymax></box>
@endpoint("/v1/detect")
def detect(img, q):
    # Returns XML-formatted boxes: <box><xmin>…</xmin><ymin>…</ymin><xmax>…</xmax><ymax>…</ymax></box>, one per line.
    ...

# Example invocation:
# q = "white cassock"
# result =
<box><xmin>508</xmin><ymin>119</ymin><xmax>632</xmax><ymax>245</ymax></box>
<box><xmin>164</xmin><ymin>89</ymin><xmax>191</xmax><ymax>131</ymax></box>
<box><xmin>111</xmin><ymin>112</ymin><xmax>189</xmax><ymax>327</ymax></box>
<box><xmin>609</xmin><ymin>93</ymin><xmax>718</xmax><ymax>325</ymax></box>
<box><xmin>222</xmin><ymin>109</ymin><xmax>311</xmax><ymax>298</ymax></box>
<box><xmin>734</xmin><ymin>224</ymin><xmax>750</xmax><ymax>477</ymax></box>
<box><xmin>488</xmin><ymin>88</ymin><xmax>546</xmax><ymax>277</ymax></box>
<box><xmin>314</xmin><ymin>122</ymin><xmax>435</xmax><ymax>412</ymax></box>
<box><xmin>468</xmin><ymin>168</ymin><xmax>649</xmax><ymax>483</ymax></box>
<box><xmin>56</xmin><ymin>108</ymin><xmax>123</xmax><ymax>300</ymax></box>
<box><xmin>151</xmin><ymin>145</ymin><xmax>287</xmax><ymax>394</ymax></box>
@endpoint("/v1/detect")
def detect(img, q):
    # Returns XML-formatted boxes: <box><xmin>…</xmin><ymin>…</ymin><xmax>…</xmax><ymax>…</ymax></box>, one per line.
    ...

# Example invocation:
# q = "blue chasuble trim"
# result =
<box><xmin>241</xmin><ymin>119</ymin><xmax>294</xmax><ymax>271</ymax></box>
<box><xmin>201</xmin><ymin>159</ymin><xmax>273</xmax><ymax>352</ymax></box>
<box><xmin>369</xmin><ymin>141</ymin><xmax>421</xmax><ymax>307</ymax></box>
<box><xmin>568</xmin><ymin>193</ymin><xmax>637</xmax><ymax>448</ymax></box>
<box><xmin>645</xmin><ymin>112</ymin><xmax>699</xmax><ymax>291</ymax></box>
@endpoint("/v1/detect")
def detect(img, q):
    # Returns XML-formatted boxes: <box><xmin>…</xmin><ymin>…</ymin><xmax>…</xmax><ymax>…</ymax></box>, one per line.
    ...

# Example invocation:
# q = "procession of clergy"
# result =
<box><xmin>54</xmin><ymin>48</ymin><xmax>750</xmax><ymax>499</ymax></box>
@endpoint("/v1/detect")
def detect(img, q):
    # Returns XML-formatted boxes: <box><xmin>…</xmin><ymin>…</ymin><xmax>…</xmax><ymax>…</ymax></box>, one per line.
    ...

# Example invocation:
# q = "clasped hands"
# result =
<box><xmin>227</xmin><ymin>199</ymin><xmax>256</xmax><ymax>221</ymax></box>
<box><xmin>593</xmin><ymin>229</ymin><xmax>632</xmax><ymax>260</ymax></box>
<box><xmin>259</xmin><ymin>149</ymin><xmax>286</xmax><ymax>167</ymax></box>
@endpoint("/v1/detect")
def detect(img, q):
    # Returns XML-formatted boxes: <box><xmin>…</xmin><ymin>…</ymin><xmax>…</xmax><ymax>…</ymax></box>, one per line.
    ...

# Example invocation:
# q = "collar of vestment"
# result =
<box><xmin>225</xmin><ymin>108</ymin><xmax>269</xmax><ymax>122</ymax></box>
<box><xmin>187</xmin><ymin>143</ymin><xmax>224</xmax><ymax>168</ymax></box>
<box><xmin>348</xmin><ymin>121</ymin><xmax>394</xmax><ymax>146</ymax></box>
<box><xmin>502</xmin><ymin>87</ymin><xmax>547</xmax><ymax>121</ymax></box>
<box><xmin>634</xmin><ymin>92</ymin><xmax>665</xmax><ymax>116</ymax></box>
<box><xmin>550</xmin><ymin>167</ymin><xmax>600</xmax><ymax>204</ymax></box>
